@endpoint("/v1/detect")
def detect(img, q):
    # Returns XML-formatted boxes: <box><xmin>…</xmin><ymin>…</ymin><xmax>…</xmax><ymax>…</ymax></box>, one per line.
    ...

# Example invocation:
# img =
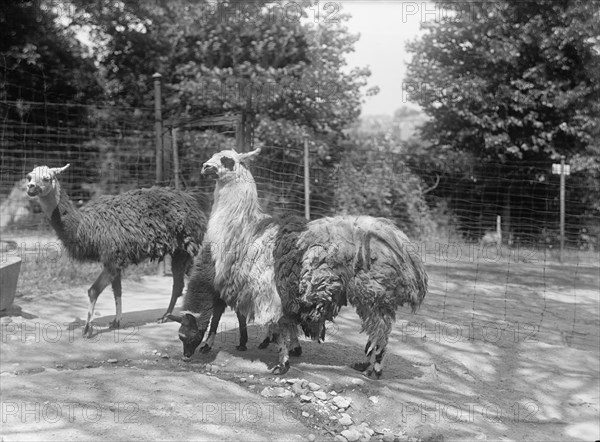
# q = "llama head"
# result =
<box><xmin>25</xmin><ymin>164</ymin><xmax>70</xmax><ymax>197</ymax></box>
<box><xmin>201</xmin><ymin>148</ymin><xmax>261</xmax><ymax>183</ymax></box>
<box><xmin>167</xmin><ymin>312</ymin><xmax>206</xmax><ymax>360</ymax></box>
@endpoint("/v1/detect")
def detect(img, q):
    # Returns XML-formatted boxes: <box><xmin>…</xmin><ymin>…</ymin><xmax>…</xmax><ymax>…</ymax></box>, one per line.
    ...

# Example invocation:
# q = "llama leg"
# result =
<box><xmin>200</xmin><ymin>298</ymin><xmax>226</xmax><ymax>353</ymax></box>
<box><xmin>159</xmin><ymin>250</ymin><xmax>189</xmax><ymax>323</ymax></box>
<box><xmin>235</xmin><ymin>311</ymin><xmax>248</xmax><ymax>351</ymax></box>
<box><xmin>108</xmin><ymin>269</ymin><xmax>122</xmax><ymax>329</ymax></box>
<box><xmin>82</xmin><ymin>268</ymin><xmax>113</xmax><ymax>337</ymax></box>
<box><xmin>289</xmin><ymin>325</ymin><xmax>302</xmax><ymax>357</ymax></box>
<box><xmin>258</xmin><ymin>326</ymin><xmax>273</xmax><ymax>349</ymax></box>
<box><xmin>351</xmin><ymin>304</ymin><xmax>392</xmax><ymax>379</ymax></box>
<box><xmin>258</xmin><ymin>324</ymin><xmax>278</xmax><ymax>349</ymax></box>
<box><xmin>272</xmin><ymin>325</ymin><xmax>291</xmax><ymax>375</ymax></box>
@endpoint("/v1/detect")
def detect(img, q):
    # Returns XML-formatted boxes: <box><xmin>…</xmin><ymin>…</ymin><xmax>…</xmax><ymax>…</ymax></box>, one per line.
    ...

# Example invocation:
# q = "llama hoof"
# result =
<box><xmin>199</xmin><ymin>344</ymin><xmax>212</xmax><ymax>354</ymax></box>
<box><xmin>271</xmin><ymin>361</ymin><xmax>290</xmax><ymax>375</ymax></box>
<box><xmin>235</xmin><ymin>344</ymin><xmax>247</xmax><ymax>351</ymax></box>
<box><xmin>364</xmin><ymin>367</ymin><xmax>382</xmax><ymax>379</ymax></box>
<box><xmin>108</xmin><ymin>320</ymin><xmax>120</xmax><ymax>330</ymax></box>
<box><xmin>257</xmin><ymin>338</ymin><xmax>271</xmax><ymax>349</ymax></box>
<box><xmin>289</xmin><ymin>346</ymin><xmax>302</xmax><ymax>357</ymax></box>
<box><xmin>350</xmin><ymin>361</ymin><xmax>370</xmax><ymax>372</ymax></box>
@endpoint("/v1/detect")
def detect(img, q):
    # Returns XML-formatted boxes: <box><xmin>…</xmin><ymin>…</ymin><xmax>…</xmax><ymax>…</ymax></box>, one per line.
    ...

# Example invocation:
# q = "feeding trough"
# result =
<box><xmin>1</xmin><ymin>242</ymin><xmax>21</xmax><ymax>311</ymax></box>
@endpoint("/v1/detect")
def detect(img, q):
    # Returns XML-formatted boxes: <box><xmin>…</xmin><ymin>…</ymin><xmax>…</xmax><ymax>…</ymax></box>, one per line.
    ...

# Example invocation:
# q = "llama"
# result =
<box><xmin>168</xmin><ymin>244</ymin><xmax>303</xmax><ymax>358</ymax></box>
<box><xmin>168</xmin><ymin>245</ymin><xmax>248</xmax><ymax>358</ymax></box>
<box><xmin>200</xmin><ymin>148</ymin><xmax>428</xmax><ymax>378</ymax></box>
<box><xmin>25</xmin><ymin>164</ymin><xmax>209</xmax><ymax>337</ymax></box>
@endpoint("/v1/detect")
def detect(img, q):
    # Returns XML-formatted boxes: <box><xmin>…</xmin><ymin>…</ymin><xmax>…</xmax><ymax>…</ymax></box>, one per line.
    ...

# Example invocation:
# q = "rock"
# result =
<box><xmin>249</xmin><ymin>375</ymin><xmax>255</xmax><ymax>379</ymax></box>
<box><xmin>329</xmin><ymin>415</ymin><xmax>339</xmax><ymax>420</ymax></box>
<box><xmin>351</xmin><ymin>378</ymin><xmax>365</xmax><ymax>386</ymax></box>
<box><xmin>335</xmin><ymin>436</ymin><xmax>348</xmax><ymax>442</ymax></box>
<box><xmin>277</xmin><ymin>389</ymin><xmax>293</xmax><ymax>398</ymax></box>
<box><xmin>301</xmin><ymin>379</ymin><xmax>309</xmax><ymax>388</ymax></box>
<box><xmin>286</xmin><ymin>378</ymin><xmax>300</xmax><ymax>384</ymax></box>
<box><xmin>341</xmin><ymin>428</ymin><xmax>361</xmax><ymax>442</ymax></box>
<box><xmin>107</xmin><ymin>359</ymin><xmax>118</xmax><ymax>364</ymax></box>
<box><xmin>330</xmin><ymin>390</ymin><xmax>338</xmax><ymax>396</ymax></box>
<box><xmin>308</xmin><ymin>382</ymin><xmax>321</xmax><ymax>391</ymax></box>
<box><xmin>382</xmin><ymin>433</ymin><xmax>395</xmax><ymax>442</ymax></box>
<box><xmin>300</xmin><ymin>395</ymin><xmax>312</xmax><ymax>403</ymax></box>
<box><xmin>368</xmin><ymin>396</ymin><xmax>379</xmax><ymax>404</ymax></box>
<box><xmin>55</xmin><ymin>364</ymin><xmax>64</xmax><ymax>368</ymax></box>
<box><xmin>239</xmin><ymin>377</ymin><xmax>247</xmax><ymax>383</ymax></box>
<box><xmin>292</xmin><ymin>381</ymin><xmax>308</xmax><ymax>395</ymax></box>
<box><xmin>261</xmin><ymin>386</ymin><xmax>287</xmax><ymax>397</ymax></box>
<box><xmin>314</xmin><ymin>391</ymin><xmax>328</xmax><ymax>401</ymax></box>
<box><xmin>302</xmin><ymin>411</ymin><xmax>310</xmax><ymax>418</ymax></box>
<box><xmin>161</xmin><ymin>354</ymin><xmax>169</xmax><ymax>359</ymax></box>
<box><xmin>332</xmin><ymin>396</ymin><xmax>352</xmax><ymax>410</ymax></box>
<box><xmin>307</xmin><ymin>434</ymin><xmax>316</xmax><ymax>442</ymax></box>
<box><xmin>355</xmin><ymin>423</ymin><xmax>374</xmax><ymax>439</ymax></box>
<box><xmin>338</xmin><ymin>415</ymin><xmax>353</xmax><ymax>426</ymax></box>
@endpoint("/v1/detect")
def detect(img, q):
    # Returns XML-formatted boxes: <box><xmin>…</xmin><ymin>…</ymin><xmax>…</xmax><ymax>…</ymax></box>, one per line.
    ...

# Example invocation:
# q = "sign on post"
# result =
<box><xmin>551</xmin><ymin>156</ymin><xmax>569</xmax><ymax>263</ymax></box>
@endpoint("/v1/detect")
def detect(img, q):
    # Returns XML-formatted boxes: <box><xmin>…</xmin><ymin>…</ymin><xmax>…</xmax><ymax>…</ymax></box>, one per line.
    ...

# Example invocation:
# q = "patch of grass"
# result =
<box><xmin>2</xmin><ymin>232</ymin><xmax>165</xmax><ymax>301</ymax></box>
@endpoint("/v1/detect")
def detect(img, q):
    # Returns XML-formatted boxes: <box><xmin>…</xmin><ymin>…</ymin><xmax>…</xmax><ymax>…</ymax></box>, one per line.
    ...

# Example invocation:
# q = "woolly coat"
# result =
<box><xmin>49</xmin><ymin>186</ymin><xmax>210</xmax><ymax>268</ymax></box>
<box><xmin>180</xmin><ymin>246</ymin><xmax>218</xmax><ymax>331</ymax></box>
<box><xmin>207</xmin><ymin>172</ymin><xmax>427</xmax><ymax>342</ymax></box>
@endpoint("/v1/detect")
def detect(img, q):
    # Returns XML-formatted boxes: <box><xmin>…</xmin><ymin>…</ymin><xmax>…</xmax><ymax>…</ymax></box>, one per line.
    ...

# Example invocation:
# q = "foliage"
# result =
<box><xmin>334</xmin><ymin>132</ymin><xmax>435</xmax><ymax>240</ymax></box>
<box><xmin>406</xmin><ymin>0</ymin><xmax>600</xmax><ymax>164</ymax></box>
<box><xmin>405</xmin><ymin>0</ymin><xmax>600</xmax><ymax>244</ymax></box>
<box><xmin>0</xmin><ymin>0</ymin><xmax>101</xmax><ymax>106</ymax></box>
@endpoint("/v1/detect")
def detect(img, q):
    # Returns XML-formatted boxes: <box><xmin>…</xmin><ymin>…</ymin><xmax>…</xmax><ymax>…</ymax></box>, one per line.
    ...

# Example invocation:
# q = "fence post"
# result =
<box><xmin>153</xmin><ymin>72</ymin><xmax>163</xmax><ymax>185</ymax></box>
<box><xmin>559</xmin><ymin>155</ymin><xmax>565</xmax><ymax>263</ymax></box>
<box><xmin>496</xmin><ymin>215</ymin><xmax>502</xmax><ymax>244</ymax></box>
<box><xmin>304</xmin><ymin>139</ymin><xmax>310</xmax><ymax>221</ymax></box>
<box><xmin>172</xmin><ymin>127</ymin><xmax>180</xmax><ymax>190</ymax></box>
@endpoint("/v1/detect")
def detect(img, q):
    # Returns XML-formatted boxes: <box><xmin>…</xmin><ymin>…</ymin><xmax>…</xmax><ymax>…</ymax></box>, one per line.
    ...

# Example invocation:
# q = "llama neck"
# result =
<box><xmin>38</xmin><ymin>181</ymin><xmax>81</xmax><ymax>240</ymax></box>
<box><xmin>208</xmin><ymin>175</ymin><xmax>264</xmax><ymax>245</ymax></box>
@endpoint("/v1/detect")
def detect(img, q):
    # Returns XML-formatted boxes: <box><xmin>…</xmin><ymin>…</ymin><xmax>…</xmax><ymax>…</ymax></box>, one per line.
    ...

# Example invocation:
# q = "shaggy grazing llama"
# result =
<box><xmin>26</xmin><ymin>164</ymin><xmax>209</xmax><ymax>337</ymax></box>
<box><xmin>168</xmin><ymin>245</ymin><xmax>248</xmax><ymax>358</ymax></box>
<box><xmin>168</xmin><ymin>245</ymin><xmax>303</xmax><ymax>358</ymax></box>
<box><xmin>200</xmin><ymin>149</ymin><xmax>428</xmax><ymax>378</ymax></box>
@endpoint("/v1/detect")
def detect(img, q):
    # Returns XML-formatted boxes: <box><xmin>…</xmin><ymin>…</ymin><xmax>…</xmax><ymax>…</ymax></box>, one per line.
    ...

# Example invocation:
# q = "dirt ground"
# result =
<box><xmin>1</xmin><ymin>247</ymin><xmax>599</xmax><ymax>441</ymax></box>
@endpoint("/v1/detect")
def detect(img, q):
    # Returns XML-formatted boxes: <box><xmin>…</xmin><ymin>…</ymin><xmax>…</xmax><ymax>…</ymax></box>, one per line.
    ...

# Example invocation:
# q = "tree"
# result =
<box><xmin>0</xmin><ymin>0</ymin><xmax>104</xmax><ymax>198</ymax></box>
<box><xmin>70</xmin><ymin>0</ymin><xmax>375</xmax><ymax>214</ymax></box>
<box><xmin>334</xmin><ymin>132</ymin><xmax>435</xmax><ymax>240</ymax></box>
<box><xmin>405</xmin><ymin>0</ymin><xmax>600</xmax><ymax>245</ymax></box>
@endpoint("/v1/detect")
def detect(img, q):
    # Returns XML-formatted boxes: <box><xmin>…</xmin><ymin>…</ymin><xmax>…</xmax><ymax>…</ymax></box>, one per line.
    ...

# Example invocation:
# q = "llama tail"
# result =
<box><xmin>353</xmin><ymin>217</ymin><xmax>428</xmax><ymax>313</ymax></box>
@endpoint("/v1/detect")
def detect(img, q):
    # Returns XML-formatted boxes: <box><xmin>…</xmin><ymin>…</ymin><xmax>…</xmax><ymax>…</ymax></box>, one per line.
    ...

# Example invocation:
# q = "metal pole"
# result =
<box><xmin>559</xmin><ymin>155</ymin><xmax>565</xmax><ymax>263</ymax></box>
<box><xmin>496</xmin><ymin>215</ymin><xmax>502</xmax><ymax>245</ymax></box>
<box><xmin>153</xmin><ymin>72</ymin><xmax>163</xmax><ymax>185</ymax></box>
<box><xmin>172</xmin><ymin>127</ymin><xmax>180</xmax><ymax>190</ymax></box>
<box><xmin>304</xmin><ymin>139</ymin><xmax>310</xmax><ymax>220</ymax></box>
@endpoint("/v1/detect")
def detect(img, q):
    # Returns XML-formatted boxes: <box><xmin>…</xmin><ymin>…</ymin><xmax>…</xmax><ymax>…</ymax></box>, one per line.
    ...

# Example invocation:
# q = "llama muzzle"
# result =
<box><xmin>201</xmin><ymin>163</ymin><xmax>218</xmax><ymax>177</ymax></box>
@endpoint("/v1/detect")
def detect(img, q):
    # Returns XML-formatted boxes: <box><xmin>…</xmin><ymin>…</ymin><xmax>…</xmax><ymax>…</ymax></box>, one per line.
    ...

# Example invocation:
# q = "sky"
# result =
<box><xmin>337</xmin><ymin>1</ymin><xmax>429</xmax><ymax>116</ymax></box>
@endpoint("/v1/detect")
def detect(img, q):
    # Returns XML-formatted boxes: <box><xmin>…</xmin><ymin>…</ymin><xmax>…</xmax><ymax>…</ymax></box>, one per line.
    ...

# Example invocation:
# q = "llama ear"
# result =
<box><xmin>182</xmin><ymin>312</ymin><xmax>199</xmax><ymax>330</ymax></box>
<box><xmin>50</xmin><ymin>164</ymin><xmax>71</xmax><ymax>176</ymax></box>
<box><xmin>239</xmin><ymin>148</ymin><xmax>261</xmax><ymax>163</ymax></box>
<box><xmin>167</xmin><ymin>314</ymin><xmax>182</xmax><ymax>324</ymax></box>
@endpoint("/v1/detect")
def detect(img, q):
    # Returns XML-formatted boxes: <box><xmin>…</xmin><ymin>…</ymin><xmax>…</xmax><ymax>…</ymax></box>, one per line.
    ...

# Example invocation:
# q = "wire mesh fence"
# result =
<box><xmin>1</xmin><ymin>67</ymin><xmax>598</xmax><ymax>256</ymax></box>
